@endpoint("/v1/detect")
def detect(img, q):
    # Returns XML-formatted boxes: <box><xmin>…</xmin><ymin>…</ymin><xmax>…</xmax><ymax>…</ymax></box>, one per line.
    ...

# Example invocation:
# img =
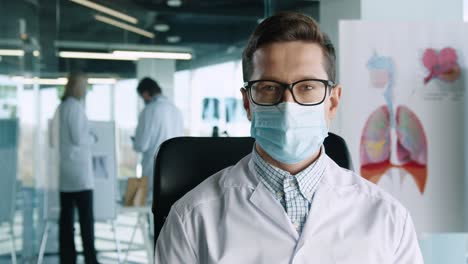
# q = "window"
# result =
<box><xmin>114</xmin><ymin>79</ymin><xmax>139</xmax><ymax>178</ymax></box>
<box><xmin>86</xmin><ymin>85</ymin><xmax>112</xmax><ymax>121</ymax></box>
<box><xmin>173</xmin><ymin>60</ymin><xmax>249</xmax><ymax>137</ymax></box>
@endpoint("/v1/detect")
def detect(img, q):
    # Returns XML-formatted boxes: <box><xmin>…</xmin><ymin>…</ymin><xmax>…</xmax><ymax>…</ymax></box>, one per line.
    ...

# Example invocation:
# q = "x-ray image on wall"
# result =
<box><xmin>92</xmin><ymin>155</ymin><xmax>109</xmax><ymax>179</ymax></box>
<box><xmin>225</xmin><ymin>98</ymin><xmax>246</xmax><ymax>123</ymax></box>
<box><xmin>202</xmin><ymin>98</ymin><xmax>220</xmax><ymax>121</ymax></box>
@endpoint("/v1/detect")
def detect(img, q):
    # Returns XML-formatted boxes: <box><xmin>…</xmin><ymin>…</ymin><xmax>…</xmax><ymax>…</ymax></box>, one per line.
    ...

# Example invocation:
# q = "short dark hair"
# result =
<box><xmin>242</xmin><ymin>12</ymin><xmax>336</xmax><ymax>83</ymax></box>
<box><xmin>137</xmin><ymin>77</ymin><xmax>162</xmax><ymax>96</ymax></box>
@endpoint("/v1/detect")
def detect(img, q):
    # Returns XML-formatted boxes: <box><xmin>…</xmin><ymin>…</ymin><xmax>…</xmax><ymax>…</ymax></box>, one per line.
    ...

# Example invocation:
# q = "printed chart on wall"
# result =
<box><xmin>339</xmin><ymin>21</ymin><xmax>466</xmax><ymax>233</ymax></box>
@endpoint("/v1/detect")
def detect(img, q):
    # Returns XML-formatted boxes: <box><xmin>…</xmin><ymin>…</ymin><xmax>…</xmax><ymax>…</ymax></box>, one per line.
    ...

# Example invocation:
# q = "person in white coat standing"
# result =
<box><xmin>155</xmin><ymin>12</ymin><xmax>424</xmax><ymax>264</ymax></box>
<box><xmin>133</xmin><ymin>77</ymin><xmax>184</xmax><ymax>203</ymax></box>
<box><xmin>54</xmin><ymin>72</ymin><xmax>99</xmax><ymax>264</ymax></box>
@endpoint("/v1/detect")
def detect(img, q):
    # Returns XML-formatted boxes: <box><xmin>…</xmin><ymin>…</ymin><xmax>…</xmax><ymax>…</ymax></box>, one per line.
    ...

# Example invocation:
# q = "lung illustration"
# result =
<box><xmin>360</xmin><ymin>105</ymin><xmax>428</xmax><ymax>193</ymax></box>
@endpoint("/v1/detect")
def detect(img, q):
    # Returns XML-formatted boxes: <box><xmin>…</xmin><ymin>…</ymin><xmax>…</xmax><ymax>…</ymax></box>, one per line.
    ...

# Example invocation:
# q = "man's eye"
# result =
<box><xmin>264</xmin><ymin>86</ymin><xmax>277</xmax><ymax>91</ymax></box>
<box><xmin>298</xmin><ymin>83</ymin><xmax>320</xmax><ymax>91</ymax></box>
<box><xmin>258</xmin><ymin>85</ymin><xmax>278</xmax><ymax>92</ymax></box>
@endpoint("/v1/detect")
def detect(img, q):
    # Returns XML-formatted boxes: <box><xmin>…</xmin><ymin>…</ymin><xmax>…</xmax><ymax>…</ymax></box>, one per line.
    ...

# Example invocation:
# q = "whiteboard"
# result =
<box><xmin>45</xmin><ymin>120</ymin><xmax>117</xmax><ymax>221</ymax></box>
<box><xmin>0</xmin><ymin>119</ymin><xmax>18</xmax><ymax>223</ymax></box>
<box><xmin>90</xmin><ymin>121</ymin><xmax>117</xmax><ymax>221</ymax></box>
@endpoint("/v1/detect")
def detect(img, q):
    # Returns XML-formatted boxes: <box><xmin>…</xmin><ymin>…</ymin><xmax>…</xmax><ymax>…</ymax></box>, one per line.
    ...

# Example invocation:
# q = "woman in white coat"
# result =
<box><xmin>54</xmin><ymin>72</ymin><xmax>99</xmax><ymax>264</ymax></box>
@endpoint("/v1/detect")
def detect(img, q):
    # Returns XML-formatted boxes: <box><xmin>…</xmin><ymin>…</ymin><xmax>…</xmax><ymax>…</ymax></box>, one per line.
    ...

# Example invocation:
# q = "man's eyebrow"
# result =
<box><xmin>293</xmin><ymin>74</ymin><xmax>327</xmax><ymax>80</ymax></box>
<box><xmin>253</xmin><ymin>76</ymin><xmax>281</xmax><ymax>81</ymax></box>
<box><xmin>253</xmin><ymin>75</ymin><xmax>325</xmax><ymax>82</ymax></box>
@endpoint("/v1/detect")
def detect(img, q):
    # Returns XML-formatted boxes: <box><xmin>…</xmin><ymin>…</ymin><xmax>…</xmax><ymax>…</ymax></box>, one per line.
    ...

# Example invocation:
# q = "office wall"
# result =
<box><xmin>361</xmin><ymin>0</ymin><xmax>463</xmax><ymax>21</ymax></box>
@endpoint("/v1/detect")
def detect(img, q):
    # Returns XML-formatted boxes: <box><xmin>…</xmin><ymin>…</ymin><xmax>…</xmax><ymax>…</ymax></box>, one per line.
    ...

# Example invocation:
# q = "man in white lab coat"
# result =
<box><xmin>155</xmin><ymin>12</ymin><xmax>424</xmax><ymax>263</ymax></box>
<box><xmin>133</xmin><ymin>77</ymin><xmax>184</xmax><ymax>202</ymax></box>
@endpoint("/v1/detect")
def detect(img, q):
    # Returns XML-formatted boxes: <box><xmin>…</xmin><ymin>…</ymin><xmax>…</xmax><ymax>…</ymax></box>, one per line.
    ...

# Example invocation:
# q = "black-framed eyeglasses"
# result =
<box><xmin>243</xmin><ymin>79</ymin><xmax>335</xmax><ymax>106</ymax></box>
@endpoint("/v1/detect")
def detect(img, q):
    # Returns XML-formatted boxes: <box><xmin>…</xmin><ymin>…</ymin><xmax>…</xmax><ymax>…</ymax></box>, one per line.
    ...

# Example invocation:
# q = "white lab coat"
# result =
<box><xmin>53</xmin><ymin>97</ymin><xmax>94</xmax><ymax>192</ymax></box>
<box><xmin>155</xmin><ymin>153</ymin><xmax>424</xmax><ymax>264</ymax></box>
<box><xmin>133</xmin><ymin>95</ymin><xmax>184</xmax><ymax>179</ymax></box>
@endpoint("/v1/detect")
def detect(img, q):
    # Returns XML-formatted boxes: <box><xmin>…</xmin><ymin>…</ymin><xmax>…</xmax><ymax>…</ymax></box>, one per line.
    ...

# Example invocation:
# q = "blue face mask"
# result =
<box><xmin>250</xmin><ymin>102</ymin><xmax>329</xmax><ymax>164</ymax></box>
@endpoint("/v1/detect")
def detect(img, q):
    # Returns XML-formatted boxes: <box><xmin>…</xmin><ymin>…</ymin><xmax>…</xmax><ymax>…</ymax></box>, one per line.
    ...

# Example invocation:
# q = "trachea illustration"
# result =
<box><xmin>360</xmin><ymin>53</ymin><xmax>428</xmax><ymax>194</ymax></box>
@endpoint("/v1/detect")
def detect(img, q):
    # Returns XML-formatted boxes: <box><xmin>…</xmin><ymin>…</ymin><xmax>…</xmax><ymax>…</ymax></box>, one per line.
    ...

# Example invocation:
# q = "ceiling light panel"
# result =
<box><xmin>88</xmin><ymin>78</ymin><xmax>117</xmax><ymax>84</ymax></box>
<box><xmin>113</xmin><ymin>50</ymin><xmax>192</xmax><ymax>60</ymax></box>
<box><xmin>59</xmin><ymin>51</ymin><xmax>138</xmax><ymax>60</ymax></box>
<box><xmin>70</xmin><ymin>0</ymin><xmax>138</xmax><ymax>24</ymax></box>
<box><xmin>12</xmin><ymin>77</ymin><xmax>117</xmax><ymax>85</ymax></box>
<box><xmin>166</xmin><ymin>36</ymin><xmax>181</xmax><ymax>43</ymax></box>
<box><xmin>154</xmin><ymin>23</ymin><xmax>170</xmax><ymax>32</ymax></box>
<box><xmin>95</xmin><ymin>15</ymin><xmax>155</xmax><ymax>39</ymax></box>
<box><xmin>167</xmin><ymin>0</ymin><xmax>182</xmax><ymax>7</ymax></box>
<box><xmin>0</xmin><ymin>49</ymin><xmax>25</xmax><ymax>56</ymax></box>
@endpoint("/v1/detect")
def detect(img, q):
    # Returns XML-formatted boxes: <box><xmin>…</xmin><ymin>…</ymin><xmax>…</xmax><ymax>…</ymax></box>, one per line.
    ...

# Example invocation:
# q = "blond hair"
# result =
<box><xmin>61</xmin><ymin>72</ymin><xmax>88</xmax><ymax>101</ymax></box>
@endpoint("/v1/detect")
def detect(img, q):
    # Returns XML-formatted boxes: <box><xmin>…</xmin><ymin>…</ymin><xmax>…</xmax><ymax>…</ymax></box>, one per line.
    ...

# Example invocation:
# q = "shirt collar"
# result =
<box><xmin>252</xmin><ymin>146</ymin><xmax>326</xmax><ymax>202</ymax></box>
<box><xmin>146</xmin><ymin>94</ymin><xmax>163</xmax><ymax>105</ymax></box>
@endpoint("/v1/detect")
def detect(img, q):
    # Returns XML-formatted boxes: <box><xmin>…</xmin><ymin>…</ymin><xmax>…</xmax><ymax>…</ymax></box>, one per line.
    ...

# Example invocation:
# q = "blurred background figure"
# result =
<box><xmin>133</xmin><ymin>77</ymin><xmax>183</xmax><ymax>203</ymax></box>
<box><xmin>53</xmin><ymin>72</ymin><xmax>99</xmax><ymax>264</ymax></box>
<box><xmin>211</xmin><ymin>125</ymin><xmax>229</xmax><ymax>137</ymax></box>
<box><xmin>211</xmin><ymin>126</ymin><xmax>219</xmax><ymax>137</ymax></box>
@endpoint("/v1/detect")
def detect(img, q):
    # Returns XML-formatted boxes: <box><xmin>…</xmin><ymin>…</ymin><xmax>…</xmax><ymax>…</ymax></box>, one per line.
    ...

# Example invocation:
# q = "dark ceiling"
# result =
<box><xmin>0</xmin><ymin>0</ymin><xmax>320</xmax><ymax>78</ymax></box>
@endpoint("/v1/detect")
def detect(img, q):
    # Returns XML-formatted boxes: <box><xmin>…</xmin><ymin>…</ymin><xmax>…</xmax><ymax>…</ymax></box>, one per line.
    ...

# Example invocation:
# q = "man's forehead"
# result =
<box><xmin>250</xmin><ymin>41</ymin><xmax>327</xmax><ymax>80</ymax></box>
<box><xmin>253</xmin><ymin>41</ymin><xmax>323</xmax><ymax>61</ymax></box>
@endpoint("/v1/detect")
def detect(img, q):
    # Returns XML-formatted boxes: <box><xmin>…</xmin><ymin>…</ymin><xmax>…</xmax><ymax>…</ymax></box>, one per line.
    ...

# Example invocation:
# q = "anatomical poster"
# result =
<box><xmin>339</xmin><ymin>21</ymin><xmax>466</xmax><ymax>233</ymax></box>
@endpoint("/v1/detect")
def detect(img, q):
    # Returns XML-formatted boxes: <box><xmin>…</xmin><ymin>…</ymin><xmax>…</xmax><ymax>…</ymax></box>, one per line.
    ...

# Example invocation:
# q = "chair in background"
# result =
<box><xmin>152</xmin><ymin>133</ymin><xmax>353</xmax><ymax>244</ymax></box>
<box><xmin>324</xmin><ymin>132</ymin><xmax>353</xmax><ymax>171</ymax></box>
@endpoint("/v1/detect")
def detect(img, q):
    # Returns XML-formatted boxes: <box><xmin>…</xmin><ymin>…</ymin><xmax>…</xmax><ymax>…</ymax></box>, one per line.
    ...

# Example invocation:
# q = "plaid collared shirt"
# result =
<box><xmin>252</xmin><ymin>147</ymin><xmax>326</xmax><ymax>234</ymax></box>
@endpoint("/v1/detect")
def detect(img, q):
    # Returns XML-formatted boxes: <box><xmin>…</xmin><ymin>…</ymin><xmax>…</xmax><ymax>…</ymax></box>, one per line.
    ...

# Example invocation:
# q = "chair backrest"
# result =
<box><xmin>152</xmin><ymin>137</ymin><xmax>255</xmax><ymax>239</ymax></box>
<box><xmin>152</xmin><ymin>133</ymin><xmax>352</xmax><ymax>242</ymax></box>
<box><xmin>324</xmin><ymin>132</ymin><xmax>353</xmax><ymax>171</ymax></box>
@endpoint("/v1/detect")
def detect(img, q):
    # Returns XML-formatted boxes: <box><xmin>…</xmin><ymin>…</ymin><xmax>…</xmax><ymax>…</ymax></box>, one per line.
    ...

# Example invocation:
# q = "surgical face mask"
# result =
<box><xmin>250</xmin><ymin>102</ymin><xmax>329</xmax><ymax>164</ymax></box>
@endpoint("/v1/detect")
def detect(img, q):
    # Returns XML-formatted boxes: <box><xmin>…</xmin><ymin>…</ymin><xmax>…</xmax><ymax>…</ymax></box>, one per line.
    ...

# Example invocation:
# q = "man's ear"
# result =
<box><xmin>327</xmin><ymin>85</ymin><xmax>342</xmax><ymax>121</ymax></box>
<box><xmin>240</xmin><ymin>88</ymin><xmax>252</xmax><ymax>121</ymax></box>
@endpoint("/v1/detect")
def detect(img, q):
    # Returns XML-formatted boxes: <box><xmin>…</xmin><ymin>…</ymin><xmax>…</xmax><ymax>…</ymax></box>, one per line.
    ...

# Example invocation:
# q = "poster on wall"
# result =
<box><xmin>339</xmin><ymin>21</ymin><xmax>466</xmax><ymax>233</ymax></box>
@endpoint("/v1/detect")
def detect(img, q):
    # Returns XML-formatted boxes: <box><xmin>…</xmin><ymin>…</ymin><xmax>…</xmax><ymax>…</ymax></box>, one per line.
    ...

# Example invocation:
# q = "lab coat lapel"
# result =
<box><xmin>249</xmin><ymin>183</ymin><xmax>300</xmax><ymax>240</ymax></box>
<box><xmin>292</xmin><ymin>154</ymin><xmax>336</xmax><ymax>256</ymax></box>
<box><xmin>300</xmin><ymin>181</ymin><xmax>332</xmax><ymax>238</ymax></box>
<box><xmin>287</xmin><ymin>182</ymin><xmax>337</xmax><ymax>263</ymax></box>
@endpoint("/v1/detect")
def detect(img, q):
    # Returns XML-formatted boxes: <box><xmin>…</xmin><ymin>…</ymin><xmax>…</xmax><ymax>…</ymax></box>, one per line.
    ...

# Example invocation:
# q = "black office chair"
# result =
<box><xmin>152</xmin><ymin>133</ymin><xmax>352</xmax><ymax>242</ymax></box>
<box><xmin>323</xmin><ymin>133</ymin><xmax>353</xmax><ymax>171</ymax></box>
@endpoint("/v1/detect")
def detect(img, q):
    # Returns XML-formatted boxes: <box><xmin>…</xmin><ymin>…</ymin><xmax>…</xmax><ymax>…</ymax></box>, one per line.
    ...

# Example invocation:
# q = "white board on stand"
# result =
<box><xmin>90</xmin><ymin>121</ymin><xmax>117</xmax><ymax>221</ymax></box>
<box><xmin>45</xmin><ymin>120</ymin><xmax>117</xmax><ymax>221</ymax></box>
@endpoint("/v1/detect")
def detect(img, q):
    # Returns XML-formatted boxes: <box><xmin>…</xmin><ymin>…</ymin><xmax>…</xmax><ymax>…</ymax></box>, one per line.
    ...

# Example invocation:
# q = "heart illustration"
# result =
<box><xmin>422</xmin><ymin>47</ymin><xmax>460</xmax><ymax>84</ymax></box>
